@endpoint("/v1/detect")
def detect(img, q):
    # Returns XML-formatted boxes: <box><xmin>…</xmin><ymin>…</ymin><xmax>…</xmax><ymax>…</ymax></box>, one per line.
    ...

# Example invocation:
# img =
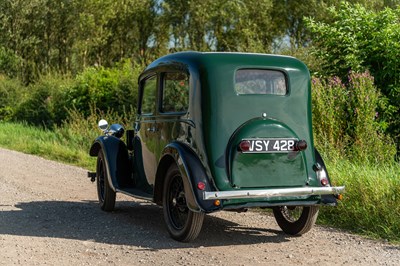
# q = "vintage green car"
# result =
<box><xmin>88</xmin><ymin>52</ymin><xmax>345</xmax><ymax>242</ymax></box>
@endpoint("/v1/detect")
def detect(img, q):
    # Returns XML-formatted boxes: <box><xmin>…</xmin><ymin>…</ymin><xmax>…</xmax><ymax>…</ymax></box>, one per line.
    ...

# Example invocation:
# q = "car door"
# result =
<box><xmin>134</xmin><ymin>74</ymin><xmax>159</xmax><ymax>191</ymax></box>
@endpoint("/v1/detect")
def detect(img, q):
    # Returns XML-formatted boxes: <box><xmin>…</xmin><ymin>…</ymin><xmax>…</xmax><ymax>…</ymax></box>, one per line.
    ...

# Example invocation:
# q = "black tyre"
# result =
<box><xmin>96</xmin><ymin>150</ymin><xmax>116</xmax><ymax>211</ymax></box>
<box><xmin>273</xmin><ymin>206</ymin><xmax>319</xmax><ymax>235</ymax></box>
<box><xmin>163</xmin><ymin>164</ymin><xmax>204</xmax><ymax>242</ymax></box>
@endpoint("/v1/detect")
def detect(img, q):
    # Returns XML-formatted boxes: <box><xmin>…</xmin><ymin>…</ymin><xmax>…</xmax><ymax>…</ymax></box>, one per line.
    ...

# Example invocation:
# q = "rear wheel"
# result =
<box><xmin>96</xmin><ymin>150</ymin><xmax>116</xmax><ymax>211</ymax></box>
<box><xmin>273</xmin><ymin>206</ymin><xmax>319</xmax><ymax>235</ymax></box>
<box><xmin>163</xmin><ymin>164</ymin><xmax>204</xmax><ymax>242</ymax></box>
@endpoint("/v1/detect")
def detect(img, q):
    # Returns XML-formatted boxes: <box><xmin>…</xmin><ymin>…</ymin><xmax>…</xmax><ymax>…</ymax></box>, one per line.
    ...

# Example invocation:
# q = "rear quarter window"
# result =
<box><xmin>235</xmin><ymin>69</ymin><xmax>287</xmax><ymax>95</ymax></box>
<box><xmin>161</xmin><ymin>72</ymin><xmax>189</xmax><ymax>113</ymax></box>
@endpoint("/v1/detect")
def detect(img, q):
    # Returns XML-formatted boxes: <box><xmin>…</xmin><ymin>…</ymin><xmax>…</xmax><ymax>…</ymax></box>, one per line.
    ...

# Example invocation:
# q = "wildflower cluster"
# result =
<box><xmin>312</xmin><ymin>71</ymin><xmax>395</xmax><ymax>163</ymax></box>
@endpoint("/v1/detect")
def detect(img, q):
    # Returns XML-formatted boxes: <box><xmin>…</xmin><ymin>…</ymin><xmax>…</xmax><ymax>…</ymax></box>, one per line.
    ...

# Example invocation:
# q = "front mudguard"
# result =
<box><xmin>154</xmin><ymin>142</ymin><xmax>220</xmax><ymax>213</ymax></box>
<box><xmin>89</xmin><ymin>135</ymin><xmax>131</xmax><ymax>191</ymax></box>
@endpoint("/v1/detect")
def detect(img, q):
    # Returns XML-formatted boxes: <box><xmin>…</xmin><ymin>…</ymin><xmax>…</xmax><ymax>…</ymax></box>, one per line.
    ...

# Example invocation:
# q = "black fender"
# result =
<box><xmin>315</xmin><ymin>148</ymin><xmax>338</xmax><ymax>205</ymax></box>
<box><xmin>154</xmin><ymin>141</ymin><xmax>220</xmax><ymax>213</ymax></box>
<box><xmin>314</xmin><ymin>148</ymin><xmax>331</xmax><ymax>182</ymax></box>
<box><xmin>89</xmin><ymin>136</ymin><xmax>131</xmax><ymax>191</ymax></box>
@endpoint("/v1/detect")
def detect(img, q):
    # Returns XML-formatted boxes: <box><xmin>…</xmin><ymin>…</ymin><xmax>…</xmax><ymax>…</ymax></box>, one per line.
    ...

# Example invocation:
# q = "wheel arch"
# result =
<box><xmin>154</xmin><ymin>142</ymin><xmax>220</xmax><ymax>213</ymax></box>
<box><xmin>89</xmin><ymin>141</ymin><xmax>101</xmax><ymax>157</ymax></box>
<box><xmin>154</xmin><ymin>154</ymin><xmax>176</xmax><ymax>206</ymax></box>
<box><xmin>89</xmin><ymin>136</ymin><xmax>131</xmax><ymax>191</ymax></box>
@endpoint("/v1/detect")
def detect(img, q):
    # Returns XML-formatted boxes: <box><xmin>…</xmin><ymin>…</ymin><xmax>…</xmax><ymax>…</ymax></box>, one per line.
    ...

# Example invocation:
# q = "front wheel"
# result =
<box><xmin>96</xmin><ymin>150</ymin><xmax>116</xmax><ymax>211</ymax></box>
<box><xmin>273</xmin><ymin>206</ymin><xmax>319</xmax><ymax>235</ymax></box>
<box><xmin>162</xmin><ymin>164</ymin><xmax>204</xmax><ymax>242</ymax></box>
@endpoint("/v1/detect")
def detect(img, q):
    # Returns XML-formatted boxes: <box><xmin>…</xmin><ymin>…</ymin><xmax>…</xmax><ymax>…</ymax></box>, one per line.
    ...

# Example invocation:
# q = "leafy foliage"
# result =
<box><xmin>1</xmin><ymin>0</ymin><xmax>399</xmax><ymax>158</ymax></box>
<box><xmin>0</xmin><ymin>60</ymin><xmax>141</xmax><ymax>128</ymax></box>
<box><xmin>0</xmin><ymin>76</ymin><xmax>23</xmax><ymax>121</ymax></box>
<box><xmin>0</xmin><ymin>46</ymin><xmax>21</xmax><ymax>78</ymax></box>
<box><xmin>64</xmin><ymin>60</ymin><xmax>141</xmax><ymax>117</ymax></box>
<box><xmin>306</xmin><ymin>2</ymin><xmax>400</xmax><ymax>151</ymax></box>
<box><xmin>312</xmin><ymin>72</ymin><xmax>396</xmax><ymax>163</ymax></box>
<box><xmin>13</xmin><ymin>74</ymin><xmax>74</xmax><ymax>127</ymax></box>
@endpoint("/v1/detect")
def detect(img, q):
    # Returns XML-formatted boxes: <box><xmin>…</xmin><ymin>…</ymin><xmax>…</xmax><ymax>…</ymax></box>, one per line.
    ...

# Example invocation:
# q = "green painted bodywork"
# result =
<box><xmin>139</xmin><ymin>52</ymin><xmax>320</xmax><ymax>207</ymax></box>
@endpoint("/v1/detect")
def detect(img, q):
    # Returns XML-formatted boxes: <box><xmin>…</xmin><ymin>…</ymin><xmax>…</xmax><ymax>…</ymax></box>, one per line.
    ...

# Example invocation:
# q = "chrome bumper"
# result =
<box><xmin>203</xmin><ymin>186</ymin><xmax>345</xmax><ymax>200</ymax></box>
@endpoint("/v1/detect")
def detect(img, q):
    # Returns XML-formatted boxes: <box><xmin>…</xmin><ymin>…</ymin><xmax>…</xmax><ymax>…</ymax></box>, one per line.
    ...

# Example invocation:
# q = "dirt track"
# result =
<box><xmin>0</xmin><ymin>148</ymin><xmax>399</xmax><ymax>265</ymax></box>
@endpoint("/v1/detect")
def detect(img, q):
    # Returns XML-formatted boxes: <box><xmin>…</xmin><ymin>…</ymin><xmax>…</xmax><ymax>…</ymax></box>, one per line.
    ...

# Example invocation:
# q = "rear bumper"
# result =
<box><xmin>203</xmin><ymin>186</ymin><xmax>345</xmax><ymax>200</ymax></box>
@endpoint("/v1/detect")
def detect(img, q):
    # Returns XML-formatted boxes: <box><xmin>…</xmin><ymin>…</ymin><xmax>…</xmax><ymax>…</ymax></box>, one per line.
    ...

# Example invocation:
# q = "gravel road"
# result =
<box><xmin>0</xmin><ymin>148</ymin><xmax>399</xmax><ymax>265</ymax></box>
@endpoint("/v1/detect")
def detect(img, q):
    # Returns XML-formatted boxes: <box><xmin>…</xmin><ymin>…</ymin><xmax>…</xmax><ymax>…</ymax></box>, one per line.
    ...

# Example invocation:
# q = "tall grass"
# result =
<box><xmin>0</xmin><ymin>121</ymin><xmax>95</xmax><ymax>169</ymax></box>
<box><xmin>319</xmin><ymin>159</ymin><xmax>400</xmax><ymax>242</ymax></box>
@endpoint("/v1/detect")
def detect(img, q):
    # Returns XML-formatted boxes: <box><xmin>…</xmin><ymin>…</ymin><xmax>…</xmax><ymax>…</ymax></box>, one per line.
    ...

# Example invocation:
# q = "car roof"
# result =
<box><xmin>141</xmin><ymin>51</ymin><xmax>309</xmax><ymax>80</ymax></box>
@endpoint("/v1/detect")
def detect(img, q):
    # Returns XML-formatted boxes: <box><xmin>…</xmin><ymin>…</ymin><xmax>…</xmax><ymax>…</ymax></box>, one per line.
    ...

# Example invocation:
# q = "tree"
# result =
<box><xmin>161</xmin><ymin>0</ymin><xmax>276</xmax><ymax>53</ymax></box>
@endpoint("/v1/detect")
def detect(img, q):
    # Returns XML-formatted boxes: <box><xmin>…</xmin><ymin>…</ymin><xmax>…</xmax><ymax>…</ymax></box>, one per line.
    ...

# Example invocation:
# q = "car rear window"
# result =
<box><xmin>235</xmin><ymin>69</ymin><xmax>287</xmax><ymax>95</ymax></box>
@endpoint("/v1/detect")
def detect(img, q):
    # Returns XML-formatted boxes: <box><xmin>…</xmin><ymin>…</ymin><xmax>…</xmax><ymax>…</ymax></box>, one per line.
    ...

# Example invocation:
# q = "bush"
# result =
<box><xmin>312</xmin><ymin>76</ymin><xmax>348</xmax><ymax>158</ymax></box>
<box><xmin>0</xmin><ymin>46</ymin><xmax>21</xmax><ymax>78</ymax></box>
<box><xmin>306</xmin><ymin>2</ymin><xmax>400</xmax><ymax>153</ymax></box>
<box><xmin>312</xmin><ymin>71</ymin><xmax>396</xmax><ymax>163</ymax></box>
<box><xmin>0</xmin><ymin>76</ymin><xmax>24</xmax><ymax>121</ymax></box>
<box><xmin>64</xmin><ymin>60</ymin><xmax>142</xmax><ymax>117</ymax></box>
<box><xmin>13</xmin><ymin>74</ymin><xmax>74</xmax><ymax>128</ymax></box>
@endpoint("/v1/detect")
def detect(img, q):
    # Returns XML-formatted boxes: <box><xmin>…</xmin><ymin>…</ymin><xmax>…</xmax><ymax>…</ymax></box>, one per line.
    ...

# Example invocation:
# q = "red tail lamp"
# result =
<box><xmin>295</xmin><ymin>140</ymin><xmax>307</xmax><ymax>151</ymax></box>
<box><xmin>239</xmin><ymin>140</ymin><xmax>250</xmax><ymax>152</ymax></box>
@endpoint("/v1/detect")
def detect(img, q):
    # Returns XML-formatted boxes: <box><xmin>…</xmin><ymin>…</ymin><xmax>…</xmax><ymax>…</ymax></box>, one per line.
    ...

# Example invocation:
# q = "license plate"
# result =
<box><xmin>241</xmin><ymin>138</ymin><xmax>297</xmax><ymax>153</ymax></box>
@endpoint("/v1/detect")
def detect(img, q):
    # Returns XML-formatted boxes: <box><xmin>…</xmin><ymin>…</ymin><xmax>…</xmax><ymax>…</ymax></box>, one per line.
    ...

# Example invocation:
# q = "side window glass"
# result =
<box><xmin>141</xmin><ymin>75</ymin><xmax>157</xmax><ymax>114</ymax></box>
<box><xmin>162</xmin><ymin>72</ymin><xmax>189</xmax><ymax>113</ymax></box>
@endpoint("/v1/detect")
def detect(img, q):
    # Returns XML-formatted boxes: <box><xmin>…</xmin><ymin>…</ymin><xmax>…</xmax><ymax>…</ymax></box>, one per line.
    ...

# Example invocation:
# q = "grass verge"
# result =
<box><xmin>319</xmin><ymin>159</ymin><xmax>400</xmax><ymax>243</ymax></box>
<box><xmin>0</xmin><ymin>121</ymin><xmax>96</xmax><ymax>170</ymax></box>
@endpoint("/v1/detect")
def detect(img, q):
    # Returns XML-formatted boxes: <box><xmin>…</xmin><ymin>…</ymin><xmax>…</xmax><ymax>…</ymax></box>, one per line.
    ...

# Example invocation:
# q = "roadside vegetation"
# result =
<box><xmin>0</xmin><ymin>1</ymin><xmax>399</xmax><ymax>242</ymax></box>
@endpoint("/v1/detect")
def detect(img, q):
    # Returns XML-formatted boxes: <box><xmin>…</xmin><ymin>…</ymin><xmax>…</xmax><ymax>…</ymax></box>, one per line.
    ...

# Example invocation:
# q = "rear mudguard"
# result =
<box><xmin>89</xmin><ymin>136</ymin><xmax>131</xmax><ymax>191</ymax></box>
<box><xmin>154</xmin><ymin>142</ymin><xmax>221</xmax><ymax>213</ymax></box>
<box><xmin>315</xmin><ymin>148</ymin><xmax>338</xmax><ymax>205</ymax></box>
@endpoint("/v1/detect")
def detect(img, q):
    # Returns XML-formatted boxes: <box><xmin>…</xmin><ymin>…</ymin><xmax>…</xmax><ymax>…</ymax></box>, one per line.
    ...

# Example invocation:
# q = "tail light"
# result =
<box><xmin>238</xmin><ymin>140</ymin><xmax>251</xmax><ymax>152</ymax></box>
<box><xmin>294</xmin><ymin>140</ymin><xmax>307</xmax><ymax>151</ymax></box>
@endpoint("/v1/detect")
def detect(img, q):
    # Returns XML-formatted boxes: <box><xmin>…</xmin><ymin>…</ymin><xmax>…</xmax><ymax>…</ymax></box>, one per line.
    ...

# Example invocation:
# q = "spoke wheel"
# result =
<box><xmin>273</xmin><ymin>206</ymin><xmax>319</xmax><ymax>235</ymax></box>
<box><xmin>96</xmin><ymin>150</ymin><xmax>116</xmax><ymax>211</ymax></box>
<box><xmin>163</xmin><ymin>164</ymin><xmax>204</xmax><ymax>242</ymax></box>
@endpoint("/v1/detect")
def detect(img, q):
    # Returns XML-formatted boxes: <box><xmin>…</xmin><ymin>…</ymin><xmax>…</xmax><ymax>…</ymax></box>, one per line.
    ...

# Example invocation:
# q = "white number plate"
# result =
<box><xmin>242</xmin><ymin>138</ymin><xmax>297</xmax><ymax>153</ymax></box>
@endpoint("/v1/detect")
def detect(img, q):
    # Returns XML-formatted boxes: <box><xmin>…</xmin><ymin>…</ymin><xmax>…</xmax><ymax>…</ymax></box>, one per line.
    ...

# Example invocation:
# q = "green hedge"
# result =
<box><xmin>0</xmin><ymin>60</ymin><xmax>142</xmax><ymax>128</ymax></box>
